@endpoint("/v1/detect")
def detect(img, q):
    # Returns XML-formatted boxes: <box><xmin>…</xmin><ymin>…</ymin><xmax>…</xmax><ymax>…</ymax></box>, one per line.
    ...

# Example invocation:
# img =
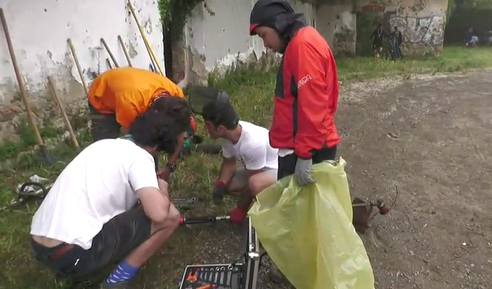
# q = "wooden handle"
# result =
<box><xmin>0</xmin><ymin>8</ymin><xmax>44</xmax><ymax>146</ymax></box>
<box><xmin>118</xmin><ymin>35</ymin><xmax>132</xmax><ymax>67</ymax></box>
<box><xmin>127</xmin><ymin>1</ymin><xmax>164</xmax><ymax>75</ymax></box>
<box><xmin>101</xmin><ymin>38</ymin><xmax>119</xmax><ymax>68</ymax></box>
<box><xmin>47</xmin><ymin>76</ymin><xmax>79</xmax><ymax>148</ymax></box>
<box><xmin>67</xmin><ymin>38</ymin><xmax>89</xmax><ymax>96</ymax></box>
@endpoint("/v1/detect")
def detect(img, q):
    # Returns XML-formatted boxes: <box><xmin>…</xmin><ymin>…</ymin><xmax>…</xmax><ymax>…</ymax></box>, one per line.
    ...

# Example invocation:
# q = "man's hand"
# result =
<box><xmin>294</xmin><ymin>158</ymin><xmax>315</xmax><ymax>186</ymax></box>
<box><xmin>157</xmin><ymin>167</ymin><xmax>171</xmax><ymax>182</ymax></box>
<box><xmin>211</xmin><ymin>180</ymin><xmax>226</xmax><ymax>203</ymax></box>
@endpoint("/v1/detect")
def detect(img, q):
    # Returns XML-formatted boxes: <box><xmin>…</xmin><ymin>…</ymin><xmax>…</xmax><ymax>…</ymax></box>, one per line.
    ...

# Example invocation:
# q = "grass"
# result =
<box><xmin>0</xmin><ymin>46</ymin><xmax>491</xmax><ymax>289</ymax></box>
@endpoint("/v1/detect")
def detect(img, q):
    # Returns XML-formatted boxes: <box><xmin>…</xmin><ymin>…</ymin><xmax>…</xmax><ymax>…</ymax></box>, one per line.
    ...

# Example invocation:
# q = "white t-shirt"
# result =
<box><xmin>221</xmin><ymin>121</ymin><xmax>278</xmax><ymax>170</ymax></box>
<box><xmin>30</xmin><ymin>138</ymin><xmax>159</xmax><ymax>250</ymax></box>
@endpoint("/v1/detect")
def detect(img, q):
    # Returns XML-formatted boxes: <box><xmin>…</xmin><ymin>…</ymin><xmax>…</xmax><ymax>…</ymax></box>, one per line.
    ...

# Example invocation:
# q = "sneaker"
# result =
<box><xmin>100</xmin><ymin>280</ymin><xmax>132</xmax><ymax>289</ymax></box>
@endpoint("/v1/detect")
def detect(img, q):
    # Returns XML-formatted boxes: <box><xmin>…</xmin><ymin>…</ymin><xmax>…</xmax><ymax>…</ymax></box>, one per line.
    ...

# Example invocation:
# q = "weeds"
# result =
<box><xmin>0</xmin><ymin>46</ymin><xmax>490</xmax><ymax>288</ymax></box>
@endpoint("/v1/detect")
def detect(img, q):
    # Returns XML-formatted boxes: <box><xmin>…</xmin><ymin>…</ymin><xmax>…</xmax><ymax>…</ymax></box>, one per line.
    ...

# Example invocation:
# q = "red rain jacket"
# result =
<box><xmin>269</xmin><ymin>26</ymin><xmax>341</xmax><ymax>159</ymax></box>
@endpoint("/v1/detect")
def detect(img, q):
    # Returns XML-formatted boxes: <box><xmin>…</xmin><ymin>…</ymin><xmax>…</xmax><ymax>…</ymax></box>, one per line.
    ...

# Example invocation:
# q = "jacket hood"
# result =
<box><xmin>249</xmin><ymin>0</ymin><xmax>307</xmax><ymax>53</ymax></box>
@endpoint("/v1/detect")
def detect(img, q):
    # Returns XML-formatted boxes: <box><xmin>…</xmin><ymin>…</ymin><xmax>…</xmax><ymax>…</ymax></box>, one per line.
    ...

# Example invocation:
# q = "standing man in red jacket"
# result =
<box><xmin>250</xmin><ymin>0</ymin><xmax>341</xmax><ymax>186</ymax></box>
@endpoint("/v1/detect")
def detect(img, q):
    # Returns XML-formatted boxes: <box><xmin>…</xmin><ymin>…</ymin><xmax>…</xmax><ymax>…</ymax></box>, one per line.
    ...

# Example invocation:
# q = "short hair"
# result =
<box><xmin>202</xmin><ymin>99</ymin><xmax>239</xmax><ymax>130</ymax></box>
<box><xmin>129</xmin><ymin>110</ymin><xmax>187</xmax><ymax>154</ymax></box>
<box><xmin>149</xmin><ymin>96</ymin><xmax>191</xmax><ymax>133</ymax></box>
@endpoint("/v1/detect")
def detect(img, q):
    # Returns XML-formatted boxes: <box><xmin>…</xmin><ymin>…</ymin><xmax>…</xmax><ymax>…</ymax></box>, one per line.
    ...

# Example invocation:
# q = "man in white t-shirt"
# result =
<box><xmin>29</xmin><ymin>108</ymin><xmax>191</xmax><ymax>289</ymax></box>
<box><xmin>200</xmin><ymin>99</ymin><xmax>278</xmax><ymax>224</ymax></box>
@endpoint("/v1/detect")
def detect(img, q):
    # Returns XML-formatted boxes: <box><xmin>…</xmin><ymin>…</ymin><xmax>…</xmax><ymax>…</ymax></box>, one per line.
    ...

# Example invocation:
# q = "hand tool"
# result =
<box><xmin>0</xmin><ymin>180</ymin><xmax>51</xmax><ymax>212</ymax></box>
<box><xmin>101</xmin><ymin>38</ymin><xmax>119</xmax><ymax>68</ymax></box>
<box><xmin>67</xmin><ymin>38</ymin><xmax>88</xmax><ymax>96</ymax></box>
<box><xmin>47</xmin><ymin>76</ymin><xmax>79</xmax><ymax>148</ymax></box>
<box><xmin>0</xmin><ymin>8</ymin><xmax>54</xmax><ymax>164</ymax></box>
<box><xmin>106</xmin><ymin>58</ymin><xmax>113</xmax><ymax>69</ymax></box>
<box><xmin>117</xmin><ymin>35</ymin><xmax>132</xmax><ymax>67</ymax></box>
<box><xmin>127</xmin><ymin>0</ymin><xmax>164</xmax><ymax>75</ymax></box>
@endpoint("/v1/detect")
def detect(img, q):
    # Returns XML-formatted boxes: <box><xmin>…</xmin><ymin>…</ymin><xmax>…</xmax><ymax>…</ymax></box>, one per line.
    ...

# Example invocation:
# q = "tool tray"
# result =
<box><xmin>178</xmin><ymin>263</ymin><xmax>243</xmax><ymax>289</ymax></box>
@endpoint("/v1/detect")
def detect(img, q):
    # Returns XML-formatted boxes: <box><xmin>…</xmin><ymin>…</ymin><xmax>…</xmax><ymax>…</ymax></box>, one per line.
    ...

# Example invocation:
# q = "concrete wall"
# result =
<box><xmin>0</xmin><ymin>0</ymin><xmax>163</xmax><ymax>136</ymax></box>
<box><xmin>358</xmin><ymin>0</ymin><xmax>449</xmax><ymax>54</ymax></box>
<box><xmin>317</xmin><ymin>3</ymin><xmax>357</xmax><ymax>55</ymax></box>
<box><xmin>176</xmin><ymin>0</ymin><xmax>317</xmax><ymax>86</ymax></box>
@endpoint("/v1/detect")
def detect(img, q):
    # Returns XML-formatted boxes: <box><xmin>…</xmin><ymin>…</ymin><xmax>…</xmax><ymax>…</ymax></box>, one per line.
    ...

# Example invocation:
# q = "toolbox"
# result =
<box><xmin>178</xmin><ymin>263</ymin><xmax>243</xmax><ymax>289</ymax></box>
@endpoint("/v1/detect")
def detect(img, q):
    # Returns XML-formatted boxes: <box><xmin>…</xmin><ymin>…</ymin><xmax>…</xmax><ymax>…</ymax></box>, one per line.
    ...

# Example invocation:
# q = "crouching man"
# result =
<box><xmin>29</xmin><ymin>108</ymin><xmax>191</xmax><ymax>289</ymax></box>
<box><xmin>88</xmin><ymin>67</ymin><xmax>199</xmax><ymax>180</ymax></box>
<box><xmin>201</xmin><ymin>99</ymin><xmax>278</xmax><ymax>224</ymax></box>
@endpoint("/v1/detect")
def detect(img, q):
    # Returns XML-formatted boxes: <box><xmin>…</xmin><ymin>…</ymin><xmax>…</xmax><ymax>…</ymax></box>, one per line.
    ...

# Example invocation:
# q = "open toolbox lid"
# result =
<box><xmin>178</xmin><ymin>263</ymin><xmax>243</xmax><ymax>289</ymax></box>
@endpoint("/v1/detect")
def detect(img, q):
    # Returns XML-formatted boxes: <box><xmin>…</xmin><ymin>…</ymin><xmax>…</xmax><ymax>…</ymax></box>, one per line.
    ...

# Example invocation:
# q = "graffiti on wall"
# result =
<box><xmin>389</xmin><ymin>14</ymin><xmax>445</xmax><ymax>46</ymax></box>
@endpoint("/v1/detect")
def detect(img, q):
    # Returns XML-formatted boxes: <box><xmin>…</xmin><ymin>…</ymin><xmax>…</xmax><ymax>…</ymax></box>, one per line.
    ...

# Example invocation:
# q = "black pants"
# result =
<box><xmin>277</xmin><ymin>146</ymin><xmax>337</xmax><ymax>180</ymax></box>
<box><xmin>88</xmin><ymin>103</ymin><xmax>121</xmax><ymax>142</ymax></box>
<box><xmin>31</xmin><ymin>206</ymin><xmax>152</xmax><ymax>280</ymax></box>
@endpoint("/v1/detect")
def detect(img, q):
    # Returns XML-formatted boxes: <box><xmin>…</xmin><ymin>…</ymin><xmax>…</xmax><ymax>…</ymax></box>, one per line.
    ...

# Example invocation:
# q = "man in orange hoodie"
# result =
<box><xmin>87</xmin><ymin>67</ymin><xmax>196</xmax><ymax>180</ymax></box>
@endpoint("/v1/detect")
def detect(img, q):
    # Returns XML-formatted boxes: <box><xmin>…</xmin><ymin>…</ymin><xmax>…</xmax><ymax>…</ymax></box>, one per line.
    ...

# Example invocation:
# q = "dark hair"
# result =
<box><xmin>202</xmin><ymin>100</ymin><xmax>239</xmax><ymax>130</ymax></box>
<box><xmin>129</xmin><ymin>110</ymin><xmax>185</xmax><ymax>154</ymax></box>
<box><xmin>149</xmin><ymin>96</ymin><xmax>191</xmax><ymax>133</ymax></box>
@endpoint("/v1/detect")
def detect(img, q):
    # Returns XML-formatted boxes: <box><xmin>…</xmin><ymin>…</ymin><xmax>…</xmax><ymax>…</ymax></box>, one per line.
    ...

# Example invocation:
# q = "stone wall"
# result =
<box><xmin>172</xmin><ymin>0</ymin><xmax>318</xmax><ymax>86</ymax></box>
<box><xmin>358</xmin><ymin>0</ymin><xmax>449</xmax><ymax>54</ymax></box>
<box><xmin>317</xmin><ymin>2</ymin><xmax>357</xmax><ymax>55</ymax></box>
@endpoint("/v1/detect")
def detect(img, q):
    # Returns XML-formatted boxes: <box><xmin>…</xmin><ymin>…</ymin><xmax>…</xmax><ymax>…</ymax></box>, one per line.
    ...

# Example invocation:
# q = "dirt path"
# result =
<box><xmin>6</xmin><ymin>70</ymin><xmax>489</xmax><ymax>289</ymax></box>
<box><xmin>156</xmin><ymin>70</ymin><xmax>492</xmax><ymax>289</ymax></box>
<box><xmin>337</xmin><ymin>70</ymin><xmax>492</xmax><ymax>289</ymax></box>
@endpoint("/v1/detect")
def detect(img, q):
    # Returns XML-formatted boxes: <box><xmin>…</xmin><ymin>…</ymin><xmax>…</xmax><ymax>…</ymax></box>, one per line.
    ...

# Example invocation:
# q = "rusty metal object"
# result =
<box><xmin>352</xmin><ymin>197</ymin><xmax>374</xmax><ymax>234</ymax></box>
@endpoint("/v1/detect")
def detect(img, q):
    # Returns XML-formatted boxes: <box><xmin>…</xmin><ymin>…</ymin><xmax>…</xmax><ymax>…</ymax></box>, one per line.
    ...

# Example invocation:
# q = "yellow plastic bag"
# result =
<box><xmin>248</xmin><ymin>158</ymin><xmax>375</xmax><ymax>289</ymax></box>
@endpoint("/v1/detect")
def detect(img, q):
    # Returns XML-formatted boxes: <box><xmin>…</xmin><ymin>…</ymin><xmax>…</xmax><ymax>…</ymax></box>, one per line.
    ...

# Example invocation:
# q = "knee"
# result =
<box><xmin>157</xmin><ymin>179</ymin><xmax>168</xmax><ymax>192</ymax></box>
<box><xmin>248</xmin><ymin>174</ymin><xmax>275</xmax><ymax>196</ymax></box>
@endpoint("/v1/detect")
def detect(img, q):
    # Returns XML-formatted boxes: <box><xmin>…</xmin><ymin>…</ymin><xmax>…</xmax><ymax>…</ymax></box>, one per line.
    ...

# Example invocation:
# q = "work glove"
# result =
<box><xmin>211</xmin><ymin>180</ymin><xmax>226</xmax><ymax>203</ymax></box>
<box><xmin>294</xmin><ymin>157</ymin><xmax>315</xmax><ymax>186</ymax></box>
<box><xmin>229</xmin><ymin>207</ymin><xmax>247</xmax><ymax>224</ymax></box>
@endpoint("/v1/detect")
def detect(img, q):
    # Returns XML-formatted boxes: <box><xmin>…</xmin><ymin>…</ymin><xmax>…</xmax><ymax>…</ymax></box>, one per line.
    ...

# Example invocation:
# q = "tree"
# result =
<box><xmin>454</xmin><ymin>0</ymin><xmax>492</xmax><ymax>9</ymax></box>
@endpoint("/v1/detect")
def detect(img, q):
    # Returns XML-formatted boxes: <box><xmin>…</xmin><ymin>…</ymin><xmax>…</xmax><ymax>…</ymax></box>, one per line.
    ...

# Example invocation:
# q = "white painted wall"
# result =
<box><xmin>0</xmin><ymin>0</ymin><xmax>163</xmax><ymax>106</ymax></box>
<box><xmin>316</xmin><ymin>3</ymin><xmax>355</xmax><ymax>47</ymax></box>
<box><xmin>184</xmin><ymin>0</ymin><xmax>317</xmax><ymax>74</ymax></box>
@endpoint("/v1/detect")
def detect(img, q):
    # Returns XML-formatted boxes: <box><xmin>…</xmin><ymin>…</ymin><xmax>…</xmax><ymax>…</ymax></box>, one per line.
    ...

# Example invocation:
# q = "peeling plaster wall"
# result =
<box><xmin>179</xmin><ymin>0</ymin><xmax>316</xmax><ymax>86</ymax></box>
<box><xmin>0</xmin><ymin>0</ymin><xmax>163</xmax><ymax>137</ymax></box>
<box><xmin>358</xmin><ymin>0</ymin><xmax>448</xmax><ymax>54</ymax></box>
<box><xmin>316</xmin><ymin>3</ymin><xmax>356</xmax><ymax>55</ymax></box>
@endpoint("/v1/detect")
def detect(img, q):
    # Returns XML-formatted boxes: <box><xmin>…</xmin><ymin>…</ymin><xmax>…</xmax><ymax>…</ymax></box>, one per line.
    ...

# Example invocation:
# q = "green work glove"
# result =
<box><xmin>294</xmin><ymin>158</ymin><xmax>315</xmax><ymax>186</ymax></box>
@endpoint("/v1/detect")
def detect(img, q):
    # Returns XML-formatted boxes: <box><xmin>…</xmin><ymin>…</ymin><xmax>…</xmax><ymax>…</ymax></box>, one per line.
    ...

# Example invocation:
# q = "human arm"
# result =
<box><xmin>157</xmin><ymin>132</ymin><xmax>185</xmax><ymax>180</ymax></box>
<box><xmin>129</xmin><ymin>156</ymin><xmax>170</xmax><ymax>223</ymax></box>
<box><xmin>167</xmin><ymin>132</ymin><xmax>184</xmax><ymax>165</ymax></box>
<box><xmin>289</xmin><ymin>41</ymin><xmax>335</xmax><ymax>159</ymax></box>
<box><xmin>217</xmin><ymin>150</ymin><xmax>237</xmax><ymax>185</ymax></box>
<box><xmin>211</xmin><ymin>154</ymin><xmax>236</xmax><ymax>202</ymax></box>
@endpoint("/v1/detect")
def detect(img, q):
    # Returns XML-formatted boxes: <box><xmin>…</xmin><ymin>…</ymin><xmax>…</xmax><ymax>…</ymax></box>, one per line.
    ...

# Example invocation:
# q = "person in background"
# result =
<box><xmin>465</xmin><ymin>27</ymin><xmax>479</xmax><ymax>47</ymax></box>
<box><xmin>30</xmin><ymin>109</ymin><xmax>191</xmax><ymax>289</ymax></box>
<box><xmin>201</xmin><ymin>98</ymin><xmax>278</xmax><ymax>224</ymax></box>
<box><xmin>87</xmin><ymin>67</ymin><xmax>197</xmax><ymax>180</ymax></box>
<box><xmin>249</xmin><ymin>0</ymin><xmax>341</xmax><ymax>186</ymax></box>
<box><xmin>371</xmin><ymin>23</ymin><xmax>385</xmax><ymax>57</ymax></box>
<box><xmin>393</xmin><ymin>26</ymin><xmax>403</xmax><ymax>58</ymax></box>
